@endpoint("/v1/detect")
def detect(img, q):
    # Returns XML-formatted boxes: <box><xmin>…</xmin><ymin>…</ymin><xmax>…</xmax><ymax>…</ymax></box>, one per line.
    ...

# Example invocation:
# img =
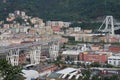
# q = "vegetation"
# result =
<box><xmin>0</xmin><ymin>59</ymin><xmax>23</xmax><ymax>80</ymax></box>
<box><xmin>14</xmin><ymin>17</ymin><xmax>25</xmax><ymax>24</ymax></box>
<box><xmin>0</xmin><ymin>0</ymin><xmax>120</xmax><ymax>21</ymax></box>
<box><xmin>64</xmin><ymin>40</ymin><xmax>120</xmax><ymax>46</ymax></box>
<box><xmin>90</xmin><ymin>62</ymin><xmax>101</xmax><ymax>67</ymax></box>
<box><xmin>70</xmin><ymin>22</ymin><xmax>102</xmax><ymax>30</ymax></box>
<box><xmin>62</xmin><ymin>36</ymin><xmax>75</xmax><ymax>43</ymax></box>
<box><xmin>90</xmin><ymin>62</ymin><xmax>114</xmax><ymax>68</ymax></box>
<box><xmin>82</xmin><ymin>69</ymin><xmax>91</xmax><ymax>80</ymax></box>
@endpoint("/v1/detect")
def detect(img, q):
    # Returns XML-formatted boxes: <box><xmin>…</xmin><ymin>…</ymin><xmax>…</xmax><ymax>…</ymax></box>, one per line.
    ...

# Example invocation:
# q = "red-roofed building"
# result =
<box><xmin>109</xmin><ymin>46</ymin><xmax>120</xmax><ymax>53</ymax></box>
<box><xmin>80</xmin><ymin>53</ymin><xmax>108</xmax><ymax>63</ymax></box>
<box><xmin>51</xmin><ymin>26</ymin><xmax>61</xmax><ymax>32</ymax></box>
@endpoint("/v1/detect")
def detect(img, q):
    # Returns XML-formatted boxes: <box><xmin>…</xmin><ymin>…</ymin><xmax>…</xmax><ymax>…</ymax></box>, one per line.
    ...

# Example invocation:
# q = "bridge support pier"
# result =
<box><xmin>49</xmin><ymin>41</ymin><xmax>59</xmax><ymax>60</ymax></box>
<box><xmin>98</xmin><ymin>16</ymin><xmax>115</xmax><ymax>36</ymax></box>
<box><xmin>6</xmin><ymin>49</ymin><xmax>20</xmax><ymax>66</ymax></box>
<box><xmin>30</xmin><ymin>45</ymin><xmax>41</xmax><ymax>64</ymax></box>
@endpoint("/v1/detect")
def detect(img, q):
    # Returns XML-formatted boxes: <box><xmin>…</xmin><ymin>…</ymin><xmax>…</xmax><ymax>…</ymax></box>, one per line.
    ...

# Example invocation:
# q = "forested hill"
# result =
<box><xmin>0</xmin><ymin>0</ymin><xmax>120</xmax><ymax>21</ymax></box>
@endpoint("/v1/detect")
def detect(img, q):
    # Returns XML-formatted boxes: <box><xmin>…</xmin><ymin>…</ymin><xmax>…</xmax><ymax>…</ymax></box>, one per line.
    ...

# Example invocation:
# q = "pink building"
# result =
<box><xmin>80</xmin><ymin>53</ymin><xmax>108</xmax><ymax>63</ymax></box>
<box><xmin>51</xmin><ymin>26</ymin><xmax>61</xmax><ymax>32</ymax></box>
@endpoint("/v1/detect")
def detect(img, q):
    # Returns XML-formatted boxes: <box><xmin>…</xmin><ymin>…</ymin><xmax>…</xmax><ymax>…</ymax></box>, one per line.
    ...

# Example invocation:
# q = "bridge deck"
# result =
<box><xmin>0</xmin><ymin>39</ymin><xmax>59</xmax><ymax>53</ymax></box>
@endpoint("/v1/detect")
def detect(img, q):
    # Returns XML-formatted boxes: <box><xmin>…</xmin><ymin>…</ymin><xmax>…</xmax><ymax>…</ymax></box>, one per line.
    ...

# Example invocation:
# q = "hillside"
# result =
<box><xmin>0</xmin><ymin>0</ymin><xmax>120</xmax><ymax>21</ymax></box>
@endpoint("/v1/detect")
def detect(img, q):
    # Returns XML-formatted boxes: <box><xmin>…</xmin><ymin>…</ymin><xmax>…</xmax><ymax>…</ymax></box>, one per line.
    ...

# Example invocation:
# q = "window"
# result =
<box><xmin>119</xmin><ymin>61</ymin><xmax>120</xmax><ymax>65</ymax></box>
<box><xmin>114</xmin><ymin>61</ymin><xmax>116</xmax><ymax>65</ymax></box>
<box><xmin>109</xmin><ymin>61</ymin><xmax>111</xmax><ymax>63</ymax></box>
<box><xmin>108</xmin><ymin>58</ymin><xmax>112</xmax><ymax>60</ymax></box>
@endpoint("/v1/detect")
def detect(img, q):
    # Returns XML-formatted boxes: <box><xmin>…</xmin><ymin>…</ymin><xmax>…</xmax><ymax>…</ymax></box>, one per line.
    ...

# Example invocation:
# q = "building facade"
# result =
<box><xmin>108</xmin><ymin>56</ymin><xmax>120</xmax><ymax>66</ymax></box>
<box><xmin>80</xmin><ymin>53</ymin><xmax>108</xmax><ymax>63</ymax></box>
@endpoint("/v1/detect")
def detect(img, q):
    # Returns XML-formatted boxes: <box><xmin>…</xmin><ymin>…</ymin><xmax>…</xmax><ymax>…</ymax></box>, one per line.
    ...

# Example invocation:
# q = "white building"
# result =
<box><xmin>57</xmin><ymin>67</ymin><xmax>82</xmax><ymax>79</ymax></box>
<box><xmin>108</xmin><ymin>56</ymin><xmax>120</xmax><ymax>66</ymax></box>
<box><xmin>49</xmin><ymin>43</ymin><xmax>59</xmax><ymax>59</ymax></box>
<box><xmin>30</xmin><ymin>46</ymin><xmax>41</xmax><ymax>64</ymax></box>
<box><xmin>22</xmin><ymin>70</ymin><xmax>39</xmax><ymax>80</ymax></box>
<box><xmin>21</xmin><ymin>11</ymin><xmax>26</xmax><ymax>17</ymax></box>
<box><xmin>46</xmin><ymin>21</ymin><xmax>71</xmax><ymax>28</ymax></box>
<box><xmin>62</xmin><ymin>50</ymin><xmax>83</xmax><ymax>61</ymax></box>
<box><xmin>74</xmin><ymin>27</ymin><xmax>81</xmax><ymax>32</ymax></box>
<box><xmin>14</xmin><ymin>10</ymin><xmax>20</xmax><ymax>16</ymax></box>
<box><xmin>10</xmin><ymin>26</ymin><xmax>30</xmax><ymax>33</ymax></box>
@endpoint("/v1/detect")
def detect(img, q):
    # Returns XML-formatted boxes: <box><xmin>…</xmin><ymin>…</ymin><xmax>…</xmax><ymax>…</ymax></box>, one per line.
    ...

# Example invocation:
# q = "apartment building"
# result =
<box><xmin>108</xmin><ymin>56</ymin><xmax>120</xmax><ymax>66</ymax></box>
<box><xmin>80</xmin><ymin>52</ymin><xmax>108</xmax><ymax>63</ymax></box>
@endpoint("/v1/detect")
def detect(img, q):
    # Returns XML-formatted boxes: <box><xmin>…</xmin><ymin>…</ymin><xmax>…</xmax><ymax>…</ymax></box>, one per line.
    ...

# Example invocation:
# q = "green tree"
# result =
<box><xmin>90</xmin><ymin>62</ymin><xmax>100</xmax><ymax>67</ymax></box>
<box><xmin>53</xmin><ymin>55</ymin><xmax>64</xmax><ymax>67</ymax></box>
<box><xmin>14</xmin><ymin>17</ymin><xmax>25</xmax><ymax>25</ymax></box>
<box><xmin>103</xmin><ymin>63</ymin><xmax>114</xmax><ymax>68</ymax></box>
<box><xmin>82</xmin><ymin>69</ymin><xmax>91</xmax><ymax>80</ymax></box>
<box><xmin>110</xmin><ymin>74</ymin><xmax>119</xmax><ymax>80</ymax></box>
<box><xmin>1</xmin><ymin>0</ymin><xmax>120</xmax><ymax>21</ymax></box>
<box><xmin>0</xmin><ymin>59</ymin><xmax>24</xmax><ymax>80</ymax></box>
<box><xmin>92</xmin><ymin>75</ymin><xmax>101</xmax><ymax>80</ymax></box>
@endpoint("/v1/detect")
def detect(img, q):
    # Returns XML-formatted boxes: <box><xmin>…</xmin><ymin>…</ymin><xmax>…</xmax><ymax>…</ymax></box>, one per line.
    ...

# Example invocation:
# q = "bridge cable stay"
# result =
<box><xmin>102</xmin><ymin>1</ymin><xmax>115</xmax><ymax>35</ymax></box>
<box><xmin>98</xmin><ymin>16</ymin><xmax>116</xmax><ymax>36</ymax></box>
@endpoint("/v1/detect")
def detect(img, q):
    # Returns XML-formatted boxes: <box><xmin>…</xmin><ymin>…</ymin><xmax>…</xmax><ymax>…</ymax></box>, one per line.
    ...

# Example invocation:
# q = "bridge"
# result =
<box><xmin>0</xmin><ymin>39</ymin><xmax>60</xmax><ymax>66</ymax></box>
<box><xmin>98</xmin><ymin>16</ymin><xmax>120</xmax><ymax>36</ymax></box>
